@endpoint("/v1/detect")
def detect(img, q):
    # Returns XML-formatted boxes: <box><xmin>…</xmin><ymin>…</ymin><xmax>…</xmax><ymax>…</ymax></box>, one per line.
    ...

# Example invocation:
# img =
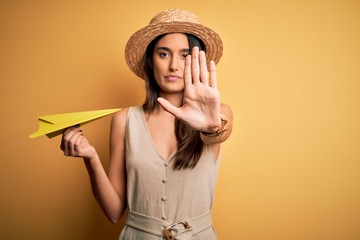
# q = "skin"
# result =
<box><xmin>60</xmin><ymin>33</ymin><xmax>233</xmax><ymax>223</ymax></box>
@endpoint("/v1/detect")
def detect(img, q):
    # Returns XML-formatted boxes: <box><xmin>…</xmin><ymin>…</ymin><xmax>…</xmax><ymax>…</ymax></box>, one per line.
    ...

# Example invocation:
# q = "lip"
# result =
<box><xmin>165</xmin><ymin>75</ymin><xmax>182</xmax><ymax>81</ymax></box>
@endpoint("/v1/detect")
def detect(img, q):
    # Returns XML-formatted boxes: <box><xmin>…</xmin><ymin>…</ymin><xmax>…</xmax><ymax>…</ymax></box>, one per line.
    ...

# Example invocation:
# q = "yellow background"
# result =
<box><xmin>1</xmin><ymin>0</ymin><xmax>359</xmax><ymax>239</ymax></box>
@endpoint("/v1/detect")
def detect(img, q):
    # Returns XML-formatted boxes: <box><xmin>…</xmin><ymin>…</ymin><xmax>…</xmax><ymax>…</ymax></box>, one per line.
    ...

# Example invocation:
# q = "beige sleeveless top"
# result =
<box><xmin>120</xmin><ymin>106</ymin><xmax>220</xmax><ymax>240</ymax></box>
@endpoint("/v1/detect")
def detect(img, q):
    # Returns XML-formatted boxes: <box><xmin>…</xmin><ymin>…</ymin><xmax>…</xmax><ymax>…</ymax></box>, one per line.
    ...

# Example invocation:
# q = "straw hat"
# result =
<box><xmin>125</xmin><ymin>9</ymin><xmax>223</xmax><ymax>80</ymax></box>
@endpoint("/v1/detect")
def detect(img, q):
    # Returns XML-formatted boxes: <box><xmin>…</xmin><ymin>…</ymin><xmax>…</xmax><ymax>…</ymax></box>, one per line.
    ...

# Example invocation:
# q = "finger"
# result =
<box><xmin>199</xmin><ymin>50</ymin><xmax>209</xmax><ymax>85</ymax></box>
<box><xmin>191</xmin><ymin>46</ymin><xmax>200</xmax><ymax>83</ymax></box>
<box><xmin>209</xmin><ymin>60</ymin><xmax>217</xmax><ymax>88</ymax></box>
<box><xmin>61</xmin><ymin>127</ymin><xmax>76</xmax><ymax>155</ymax></box>
<box><xmin>68</xmin><ymin>130</ymin><xmax>83</xmax><ymax>156</ymax></box>
<box><xmin>157</xmin><ymin>97</ymin><xmax>181</xmax><ymax>118</ymax></box>
<box><xmin>184</xmin><ymin>54</ymin><xmax>192</xmax><ymax>87</ymax></box>
<box><xmin>62</xmin><ymin>126</ymin><xmax>73</xmax><ymax>136</ymax></box>
<box><xmin>73</xmin><ymin>132</ymin><xmax>84</xmax><ymax>155</ymax></box>
<box><xmin>61</xmin><ymin>127</ymin><xmax>80</xmax><ymax>156</ymax></box>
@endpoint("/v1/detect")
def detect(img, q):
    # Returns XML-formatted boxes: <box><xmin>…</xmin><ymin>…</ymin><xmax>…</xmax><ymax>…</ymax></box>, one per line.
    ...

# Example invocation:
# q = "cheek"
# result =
<box><xmin>152</xmin><ymin>59</ymin><xmax>165</xmax><ymax>75</ymax></box>
<box><xmin>152</xmin><ymin>65</ymin><xmax>161</xmax><ymax>78</ymax></box>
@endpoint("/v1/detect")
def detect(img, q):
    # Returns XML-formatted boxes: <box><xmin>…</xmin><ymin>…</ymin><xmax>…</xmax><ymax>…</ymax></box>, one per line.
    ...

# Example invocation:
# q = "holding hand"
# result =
<box><xmin>157</xmin><ymin>46</ymin><xmax>221</xmax><ymax>132</ymax></box>
<box><xmin>60</xmin><ymin>126</ymin><xmax>96</xmax><ymax>159</ymax></box>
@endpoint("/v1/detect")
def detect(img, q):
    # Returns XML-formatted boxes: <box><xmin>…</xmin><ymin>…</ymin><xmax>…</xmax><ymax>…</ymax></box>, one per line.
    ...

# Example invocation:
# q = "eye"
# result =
<box><xmin>159</xmin><ymin>52</ymin><xmax>169</xmax><ymax>58</ymax></box>
<box><xmin>182</xmin><ymin>53</ymin><xmax>189</xmax><ymax>58</ymax></box>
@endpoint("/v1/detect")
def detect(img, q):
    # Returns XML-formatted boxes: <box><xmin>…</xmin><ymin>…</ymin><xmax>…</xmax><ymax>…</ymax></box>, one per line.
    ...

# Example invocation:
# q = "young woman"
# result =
<box><xmin>61</xmin><ymin>9</ymin><xmax>233</xmax><ymax>240</ymax></box>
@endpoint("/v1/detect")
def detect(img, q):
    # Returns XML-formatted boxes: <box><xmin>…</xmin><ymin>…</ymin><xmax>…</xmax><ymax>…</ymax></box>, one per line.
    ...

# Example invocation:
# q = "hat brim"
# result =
<box><xmin>125</xmin><ymin>21</ymin><xmax>223</xmax><ymax>80</ymax></box>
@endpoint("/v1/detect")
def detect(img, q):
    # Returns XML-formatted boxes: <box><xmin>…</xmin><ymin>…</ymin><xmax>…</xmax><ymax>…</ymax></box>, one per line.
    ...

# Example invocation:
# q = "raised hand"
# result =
<box><xmin>157</xmin><ymin>46</ymin><xmax>221</xmax><ymax>132</ymax></box>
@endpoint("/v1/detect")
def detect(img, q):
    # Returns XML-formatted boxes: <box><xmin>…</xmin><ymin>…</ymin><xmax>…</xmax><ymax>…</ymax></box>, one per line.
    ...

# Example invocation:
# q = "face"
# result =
<box><xmin>151</xmin><ymin>33</ymin><xmax>190</xmax><ymax>94</ymax></box>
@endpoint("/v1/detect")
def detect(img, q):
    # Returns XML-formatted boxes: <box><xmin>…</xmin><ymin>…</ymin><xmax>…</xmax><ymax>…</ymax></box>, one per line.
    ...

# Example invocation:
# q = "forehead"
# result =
<box><xmin>155</xmin><ymin>33</ymin><xmax>189</xmax><ymax>49</ymax></box>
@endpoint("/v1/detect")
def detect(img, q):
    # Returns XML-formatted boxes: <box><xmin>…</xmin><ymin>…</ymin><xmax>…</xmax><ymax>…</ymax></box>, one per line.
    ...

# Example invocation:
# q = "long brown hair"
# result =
<box><xmin>143</xmin><ymin>33</ymin><xmax>205</xmax><ymax>170</ymax></box>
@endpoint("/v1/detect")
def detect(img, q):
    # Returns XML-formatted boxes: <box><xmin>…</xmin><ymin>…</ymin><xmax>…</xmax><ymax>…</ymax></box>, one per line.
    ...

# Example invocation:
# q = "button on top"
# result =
<box><xmin>162</xmin><ymin>216</ymin><xmax>167</xmax><ymax>220</ymax></box>
<box><xmin>164</xmin><ymin>162</ymin><xmax>168</xmax><ymax>167</ymax></box>
<box><xmin>161</xmin><ymin>197</ymin><xmax>167</xmax><ymax>201</ymax></box>
<box><xmin>162</xmin><ymin>179</ymin><xmax>167</xmax><ymax>183</ymax></box>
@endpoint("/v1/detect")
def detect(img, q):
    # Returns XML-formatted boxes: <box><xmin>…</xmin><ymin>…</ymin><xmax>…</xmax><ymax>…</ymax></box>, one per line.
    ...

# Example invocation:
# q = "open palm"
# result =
<box><xmin>158</xmin><ymin>47</ymin><xmax>221</xmax><ymax>132</ymax></box>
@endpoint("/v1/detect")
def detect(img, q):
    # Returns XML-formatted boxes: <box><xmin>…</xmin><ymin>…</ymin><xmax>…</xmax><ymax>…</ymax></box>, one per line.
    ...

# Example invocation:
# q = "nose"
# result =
<box><xmin>169</xmin><ymin>55</ymin><xmax>181</xmax><ymax>72</ymax></box>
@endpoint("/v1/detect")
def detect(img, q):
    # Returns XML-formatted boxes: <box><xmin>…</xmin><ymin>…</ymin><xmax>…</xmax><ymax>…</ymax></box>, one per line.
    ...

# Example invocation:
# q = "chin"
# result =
<box><xmin>162</xmin><ymin>86</ymin><xmax>184</xmax><ymax>94</ymax></box>
<box><xmin>160</xmin><ymin>83</ymin><xmax>184</xmax><ymax>93</ymax></box>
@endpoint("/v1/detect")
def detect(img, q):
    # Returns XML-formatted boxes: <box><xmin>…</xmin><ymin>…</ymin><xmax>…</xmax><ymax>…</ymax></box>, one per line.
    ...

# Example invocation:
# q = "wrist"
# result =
<box><xmin>201</xmin><ymin>114</ymin><xmax>228</xmax><ymax>137</ymax></box>
<box><xmin>83</xmin><ymin>149</ymin><xmax>99</xmax><ymax>163</ymax></box>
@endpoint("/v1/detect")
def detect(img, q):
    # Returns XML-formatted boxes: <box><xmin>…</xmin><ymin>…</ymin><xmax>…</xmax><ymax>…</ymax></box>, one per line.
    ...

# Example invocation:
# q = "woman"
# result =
<box><xmin>61</xmin><ymin>9</ymin><xmax>233</xmax><ymax>240</ymax></box>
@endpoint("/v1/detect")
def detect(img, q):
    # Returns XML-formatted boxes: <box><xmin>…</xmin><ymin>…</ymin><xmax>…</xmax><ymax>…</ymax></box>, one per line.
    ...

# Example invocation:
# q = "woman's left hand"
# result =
<box><xmin>157</xmin><ymin>46</ymin><xmax>221</xmax><ymax>132</ymax></box>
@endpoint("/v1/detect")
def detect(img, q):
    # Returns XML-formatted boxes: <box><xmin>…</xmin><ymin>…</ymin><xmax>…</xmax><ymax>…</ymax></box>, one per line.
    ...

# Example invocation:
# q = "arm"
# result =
<box><xmin>60</xmin><ymin>108</ymin><xmax>128</xmax><ymax>223</ymax></box>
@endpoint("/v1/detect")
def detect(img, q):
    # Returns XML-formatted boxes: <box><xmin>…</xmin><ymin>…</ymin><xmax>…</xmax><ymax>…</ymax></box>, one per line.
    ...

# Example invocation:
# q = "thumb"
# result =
<box><xmin>157</xmin><ymin>97</ymin><xmax>181</xmax><ymax>118</ymax></box>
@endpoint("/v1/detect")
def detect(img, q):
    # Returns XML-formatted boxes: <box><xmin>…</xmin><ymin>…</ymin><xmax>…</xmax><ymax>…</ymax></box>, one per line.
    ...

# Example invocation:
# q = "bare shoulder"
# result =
<box><xmin>220</xmin><ymin>103</ymin><xmax>233</xmax><ymax>120</ymax></box>
<box><xmin>112</xmin><ymin>107</ymin><xmax>129</xmax><ymax>124</ymax></box>
<box><xmin>220</xmin><ymin>102</ymin><xmax>233</xmax><ymax>141</ymax></box>
<box><xmin>110</xmin><ymin>107</ymin><xmax>130</xmax><ymax>137</ymax></box>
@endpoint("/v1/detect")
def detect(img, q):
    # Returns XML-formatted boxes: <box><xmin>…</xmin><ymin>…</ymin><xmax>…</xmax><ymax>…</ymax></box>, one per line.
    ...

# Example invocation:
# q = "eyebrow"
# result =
<box><xmin>155</xmin><ymin>47</ymin><xmax>190</xmax><ymax>53</ymax></box>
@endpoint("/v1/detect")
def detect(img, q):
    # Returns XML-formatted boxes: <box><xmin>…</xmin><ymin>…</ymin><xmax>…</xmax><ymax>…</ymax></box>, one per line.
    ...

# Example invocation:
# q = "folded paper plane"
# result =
<box><xmin>29</xmin><ymin>108</ymin><xmax>121</xmax><ymax>139</ymax></box>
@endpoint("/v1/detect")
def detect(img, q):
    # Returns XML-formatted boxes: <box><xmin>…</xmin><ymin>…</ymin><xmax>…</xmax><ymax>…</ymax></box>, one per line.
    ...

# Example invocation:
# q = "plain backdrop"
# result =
<box><xmin>1</xmin><ymin>0</ymin><xmax>359</xmax><ymax>239</ymax></box>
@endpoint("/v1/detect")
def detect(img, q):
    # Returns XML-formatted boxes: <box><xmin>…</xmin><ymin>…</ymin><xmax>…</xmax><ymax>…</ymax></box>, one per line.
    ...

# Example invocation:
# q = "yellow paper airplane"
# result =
<box><xmin>29</xmin><ymin>108</ymin><xmax>121</xmax><ymax>139</ymax></box>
